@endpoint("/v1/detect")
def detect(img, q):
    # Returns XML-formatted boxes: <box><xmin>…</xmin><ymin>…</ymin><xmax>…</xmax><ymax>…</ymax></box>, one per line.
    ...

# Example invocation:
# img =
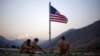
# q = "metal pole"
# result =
<box><xmin>49</xmin><ymin>2</ymin><xmax>51</xmax><ymax>53</ymax></box>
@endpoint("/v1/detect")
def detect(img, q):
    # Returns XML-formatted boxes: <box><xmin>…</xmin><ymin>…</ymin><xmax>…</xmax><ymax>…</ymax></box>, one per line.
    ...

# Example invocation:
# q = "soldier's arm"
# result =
<box><xmin>36</xmin><ymin>45</ymin><xmax>43</xmax><ymax>51</ymax></box>
<box><xmin>24</xmin><ymin>44</ymin><xmax>31</xmax><ymax>49</ymax></box>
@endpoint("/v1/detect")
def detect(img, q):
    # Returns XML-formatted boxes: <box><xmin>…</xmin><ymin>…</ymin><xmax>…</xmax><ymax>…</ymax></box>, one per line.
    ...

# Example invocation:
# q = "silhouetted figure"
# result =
<box><xmin>56</xmin><ymin>36</ymin><xmax>70</xmax><ymax>55</ymax></box>
<box><xmin>30</xmin><ymin>38</ymin><xmax>43</xmax><ymax>54</ymax></box>
<box><xmin>20</xmin><ymin>39</ymin><xmax>32</xmax><ymax>53</ymax></box>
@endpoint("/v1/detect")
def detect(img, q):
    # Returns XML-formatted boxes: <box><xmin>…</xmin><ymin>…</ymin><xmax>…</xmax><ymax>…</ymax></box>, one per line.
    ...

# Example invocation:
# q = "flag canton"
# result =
<box><xmin>50</xmin><ymin>5</ymin><xmax>59</xmax><ymax>14</ymax></box>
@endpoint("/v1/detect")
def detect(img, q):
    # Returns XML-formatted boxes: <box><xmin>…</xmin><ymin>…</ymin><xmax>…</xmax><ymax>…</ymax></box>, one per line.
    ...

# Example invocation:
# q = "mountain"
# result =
<box><xmin>0</xmin><ymin>36</ymin><xmax>9</xmax><ymax>47</ymax></box>
<box><xmin>9</xmin><ymin>39</ymin><xmax>23</xmax><ymax>46</ymax></box>
<box><xmin>0</xmin><ymin>36</ymin><xmax>22</xmax><ymax>48</ymax></box>
<box><xmin>64</xmin><ymin>20</ymin><xmax>100</xmax><ymax>48</ymax></box>
<box><xmin>40</xmin><ymin>20</ymin><xmax>100</xmax><ymax>51</ymax></box>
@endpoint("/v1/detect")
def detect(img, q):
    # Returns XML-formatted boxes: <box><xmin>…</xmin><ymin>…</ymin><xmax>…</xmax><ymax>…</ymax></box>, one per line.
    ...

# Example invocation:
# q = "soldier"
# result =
<box><xmin>20</xmin><ymin>39</ymin><xmax>32</xmax><ymax>53</ymax></box>
<box><xmin>30</xmin><ymin>38</ymin><xmax>43</xmax><ymax>53</ymax></box>
<box><xmin>56</xmin><ymin>36</ymin><xmax>70</xmax><ymax>55</ymax></box>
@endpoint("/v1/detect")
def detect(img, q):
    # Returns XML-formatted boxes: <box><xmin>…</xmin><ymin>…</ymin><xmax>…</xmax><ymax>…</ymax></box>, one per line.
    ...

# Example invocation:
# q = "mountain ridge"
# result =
<box><xmin>40</xmin><ymin>20</ymin><xmax>100</xmax><ymax>50</ymax></box>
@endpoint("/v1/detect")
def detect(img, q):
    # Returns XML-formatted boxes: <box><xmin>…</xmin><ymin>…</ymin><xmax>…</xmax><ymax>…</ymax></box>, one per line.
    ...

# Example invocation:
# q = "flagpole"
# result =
<box><xmin>49</xmin><ymin>2</ymin><xmax>51</xmax><ymax>53</ymax></box>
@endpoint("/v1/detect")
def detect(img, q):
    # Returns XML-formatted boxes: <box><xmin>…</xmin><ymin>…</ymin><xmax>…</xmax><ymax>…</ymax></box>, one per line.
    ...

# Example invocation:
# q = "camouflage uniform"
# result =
<box><xmin>57</xmin><ymin>40</ymin><xmax>70</xmax><ymax>55</ymax></box>
<box><xmin>30</xmin><ymin>41</ymin><xmax>42</xmax><ymax>53</ymax></box>
<box><xmin>20</xmin><ymin>41</ymin><xmax>32</xmax><ymax>53</ymax></box>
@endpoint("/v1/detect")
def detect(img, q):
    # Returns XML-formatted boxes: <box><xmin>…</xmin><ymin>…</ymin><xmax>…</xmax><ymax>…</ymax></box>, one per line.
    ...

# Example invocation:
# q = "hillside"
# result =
<box><xmin>40</xmin><ymin>20</ymin><xmax>100</xmax><ymax>51</ymax></box>
<box><xmin>0</xmin><ymin>36</ymin><xmax>21</xmax><ymax>48</ymax></box>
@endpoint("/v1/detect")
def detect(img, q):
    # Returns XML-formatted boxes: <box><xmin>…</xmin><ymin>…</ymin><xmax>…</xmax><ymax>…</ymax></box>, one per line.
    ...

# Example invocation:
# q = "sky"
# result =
<box><xmin>0</xmin><ymin>0</ymin><xmax>100</xmax><ymax>40</ymax></box>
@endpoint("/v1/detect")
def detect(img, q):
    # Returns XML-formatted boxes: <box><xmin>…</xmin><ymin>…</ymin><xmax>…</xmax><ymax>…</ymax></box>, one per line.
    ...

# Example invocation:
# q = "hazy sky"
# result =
<box><xmin>0</xmin><ymin>0</ymin><xmax>100</xmax><ymax>40</ymax></box>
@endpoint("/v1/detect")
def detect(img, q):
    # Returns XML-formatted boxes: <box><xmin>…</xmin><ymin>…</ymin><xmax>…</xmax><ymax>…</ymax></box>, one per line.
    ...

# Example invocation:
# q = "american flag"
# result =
<box><xmin>50</xmin><ymin>5</ymin><xmax>68</xmax><ymax>23</ymax></box>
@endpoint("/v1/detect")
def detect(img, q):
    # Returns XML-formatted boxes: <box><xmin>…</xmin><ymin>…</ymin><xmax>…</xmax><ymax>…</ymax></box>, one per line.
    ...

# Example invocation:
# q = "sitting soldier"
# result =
<box><xmin>30</xmin><ymin>38</ymin><xmax>43</xmax><ymax>54</ymax></box>
<box><xmin>20</xmin><ymin>39</ymin><xmax>32</xmax><ymax>54</ymax></box>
